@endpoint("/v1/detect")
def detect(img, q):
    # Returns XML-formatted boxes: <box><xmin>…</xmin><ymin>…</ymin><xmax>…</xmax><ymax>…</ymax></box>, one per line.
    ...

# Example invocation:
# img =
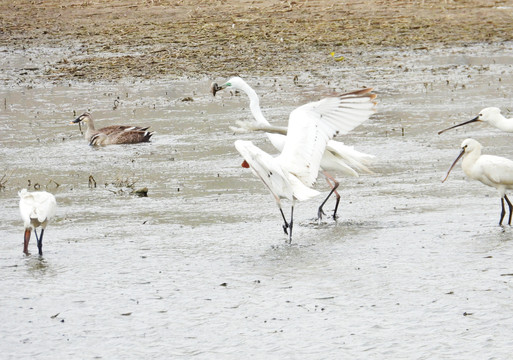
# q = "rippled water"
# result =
<box><xmin>2</xmin><ymin>43</ymin><xmax>513</xmax><ymax>359</ymax></box>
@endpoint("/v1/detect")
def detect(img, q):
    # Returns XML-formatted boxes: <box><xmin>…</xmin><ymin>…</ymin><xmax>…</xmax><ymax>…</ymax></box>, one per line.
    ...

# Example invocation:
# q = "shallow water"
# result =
<box><xmin>2</xmin><ymin>43</ymin><xmax>513</xmax><ymax>359</ymax></box>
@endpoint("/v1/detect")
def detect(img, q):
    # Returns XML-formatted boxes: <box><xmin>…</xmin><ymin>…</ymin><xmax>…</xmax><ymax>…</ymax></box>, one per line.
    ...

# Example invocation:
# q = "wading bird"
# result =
<box><xmin>442</xmin><ymin>138</ymin><xmax>513</xmax><ymax>225</ymax></box>
<box><xmin>72</xmin><ymin>112</ymin><xmax>154</xmax><ymax>145</ymax></box>
<box><xmin>19</xmin><ymin>189</ymin><xmax>57</xmax><ymax>255</ymax></box>
<box><xmin>235</xmin><ymin>139</ymin><xmax>320</xmax><ymax>243</ymax></box>
<box><xmin>212</xmin><ymin>76</ymin><xmax>376</xmax><ymax>220</ymax></box>
<box><xmin>225</xmin><ymin>87</ymin><xmax>376</xmax><ymax>242</ymax></box>
<box><xmin>438</xmin><ymin>107</ymin><xmax>513</xmax><ymax>134</ymax></box>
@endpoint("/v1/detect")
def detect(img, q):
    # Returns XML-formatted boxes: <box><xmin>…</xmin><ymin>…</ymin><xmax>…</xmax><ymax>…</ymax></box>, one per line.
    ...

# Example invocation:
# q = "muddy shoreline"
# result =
<box><xmin>3</xmin><ymin>1</ymin><xmax>513</xmax><ymax>359</ymax></box>
<box><xmin>1</xmin><ymin>0</ymin><xmax>513</xmax><ymax>82</ymax></box>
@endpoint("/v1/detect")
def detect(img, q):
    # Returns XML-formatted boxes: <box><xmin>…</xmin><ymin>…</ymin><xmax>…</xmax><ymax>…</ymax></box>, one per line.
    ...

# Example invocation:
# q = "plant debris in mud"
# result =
<box><xmin>0</xmin><ymin>172</ymin><xmax>11</xmax><ymax>190</ymax></box>
<box><xmin>1</xmin><ymin>0</ymin><xmax>512</xmax><ymax>81</ymax></box>
<box><xmin>100</xmin><ymin>176</ymin><xmax>149</xmax><ymax>197</ymax></box>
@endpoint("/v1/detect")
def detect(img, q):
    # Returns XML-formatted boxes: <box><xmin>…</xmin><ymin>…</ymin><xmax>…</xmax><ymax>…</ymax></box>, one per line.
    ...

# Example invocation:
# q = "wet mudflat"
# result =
<box><xmin>2</xmin><ymin>43</ymin><xmax>513</xmax><ymax>358</ymax></box>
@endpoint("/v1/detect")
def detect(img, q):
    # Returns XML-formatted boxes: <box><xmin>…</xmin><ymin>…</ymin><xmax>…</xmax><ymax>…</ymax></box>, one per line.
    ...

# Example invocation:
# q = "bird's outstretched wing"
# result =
<box><xmin>279</xmin><ymin>88</ymin><xmax>377</xmax><ymax>186</ymax></box>
<box><xmin>234</xmin><ymin>140</ymin><xmax>319</xmax><ymax>202</ymax></box>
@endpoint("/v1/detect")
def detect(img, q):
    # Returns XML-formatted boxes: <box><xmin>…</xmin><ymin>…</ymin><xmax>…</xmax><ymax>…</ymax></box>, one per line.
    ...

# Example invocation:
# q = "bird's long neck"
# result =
<box><xmin>462</xmin><ymin>147</ymin><xmax>481</xmax><ymax>177</ymax></box>
<box><xmin>239</xmin><ymin>82</ymin><xmax>286</xmax><ymax>152</ymax></box>
<box><xmin>86</xmin><ymin>118</ymin><xmax>96</xmax><ymax>131</ymax></box>
<box><xmin>240</xmin><ymin>83</ymin><xmax>270</xmax><ymax>126</ymax></box>
<box><xmin>490</xmin><ymin>113</ymin><xmax>513</xmax><ymax>132</ymax></box>
<box><xmin>84</xmin><ymin>118</ymin><xmax>96</xmax><ymax>139</ymax></box>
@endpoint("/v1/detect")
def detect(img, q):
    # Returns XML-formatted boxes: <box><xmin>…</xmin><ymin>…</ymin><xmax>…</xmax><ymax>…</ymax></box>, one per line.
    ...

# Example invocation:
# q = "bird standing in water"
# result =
<box><xmin>212</xmin><ymin>76</ymin><xmax>376</xmax><ymax>221</ymax></box>
<box><xmin>222</xmin><ymin>85</ymin><xmax>376</xmax><ymax>242</ymax></box>
<box><xmin>442</xmin><ymin>138</ymin><xmax>513</xmax><ymax>225</ymax></box>
<box><xmin>19</xmin><ymin>189</ymin><xmax>57</xmax><ymax>256</ymax></box>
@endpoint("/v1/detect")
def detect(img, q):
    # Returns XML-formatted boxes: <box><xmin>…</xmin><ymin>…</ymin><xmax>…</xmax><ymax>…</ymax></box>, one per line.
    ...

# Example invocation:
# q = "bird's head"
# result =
<box><xmin>438</xmin><ymin>107</ymin><xmax>504</xmax><ymax>135</ymax></box>
<box><xmin>475</xmin><ymin>107</ymin><xmax>502</xmax><ymax>124</ymax></box>
<box><xmin>442</xmin><ymin>138</ymin><xmax>481</xmax><ymax>183</ymax></box>
<box><xmin>211</xmin><ymin>76</ymin><xmax>245</xmax><ymax>96</ymax></box>
<box><xmin>71</xmin><ymin>112</ymin><xmax>91</xmax><ymax>125</ymax></box>
<box><xmin>460</xmin><ymin>138</ymin><xmax>481</xmax><ymax>153</ymax></box>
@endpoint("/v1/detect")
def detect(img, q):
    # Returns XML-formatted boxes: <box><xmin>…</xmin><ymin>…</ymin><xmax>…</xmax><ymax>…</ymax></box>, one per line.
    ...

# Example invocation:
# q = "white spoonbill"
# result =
<box><xmin>438</xmin><ymin>107</ymin><xmax>513</xmax><ymax>134</ymax></box>
<box><xmin>442</xmin><ymin>138</ymin><xmax>513</xmax><ymax>225</ymax></box>
<box><xmin>235</xmin><ymin>140</ymin><xmax>320</xmax><ymax>243</ymax></box>
<box><xmin>212</xmin><ymin>76</ymin><xmax>376</xmax><ymax>220</ymax></box>
<box><xmin>19</xmin><ymin>189</ymin><xmax>57</xmax><ymax>255</ymax></box>
<box><xmin>231</xmin><ymin>88</ymin><xmax>376</xmax><ymax>243</ymax></box>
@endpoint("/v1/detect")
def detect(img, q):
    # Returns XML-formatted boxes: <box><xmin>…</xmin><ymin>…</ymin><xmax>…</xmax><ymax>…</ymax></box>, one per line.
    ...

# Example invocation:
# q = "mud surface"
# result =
<box><xmin>2</xmin><ymin>1</ymin><xmax>513</xmax><ymax>359</ymax></box>
<box><xmin>1</xmin><ymin>0</ymin><xmax>513</xmax><ymax>80</ymax></box>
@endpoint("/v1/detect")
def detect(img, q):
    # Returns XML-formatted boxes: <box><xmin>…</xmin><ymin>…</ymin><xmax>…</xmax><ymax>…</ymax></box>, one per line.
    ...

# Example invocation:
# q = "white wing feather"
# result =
<box><xmin>322</xmin><ymin>141</ymin><xmax>375</xmax><ymax>175</ymax></box>
<box><xmin>479</xmin><ymin>155</ymin><xmax>513</xmax><ymax>186</ymax></box>
<box><xmin>19</xmin><ymin>190</ymin><xmax>56</xmax><ymax>226</ymax></box>
<box><xmin>279</xmin><ymin>89</ymin><xmax>376</xmax><ymax>186</ymax></box>
<box><xmin>234</xmin><ymin>140</ymin><xmax>319</xmax><ymax>202</ymax></box>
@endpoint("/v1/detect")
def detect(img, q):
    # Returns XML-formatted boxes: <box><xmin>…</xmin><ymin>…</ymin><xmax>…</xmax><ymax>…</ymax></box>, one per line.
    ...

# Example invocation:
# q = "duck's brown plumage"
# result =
<box><xmin>72</xmin><ymin>112</ymin><xmax>154</xmax><ymax>145</ymax></box>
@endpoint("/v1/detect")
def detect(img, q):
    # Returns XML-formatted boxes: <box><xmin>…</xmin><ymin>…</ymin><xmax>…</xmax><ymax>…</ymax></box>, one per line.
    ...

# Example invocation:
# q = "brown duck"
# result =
<box><xmin>72</xmin><ymin>112</ymin><xmax>154</xmax><ymax>145</ymax></box>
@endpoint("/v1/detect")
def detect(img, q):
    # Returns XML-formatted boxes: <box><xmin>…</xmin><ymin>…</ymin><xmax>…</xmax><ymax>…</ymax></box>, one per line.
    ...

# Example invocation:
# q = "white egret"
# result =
<box><xmin>438</xmin><ymin>107</ymin><xmax>513</xmax><ymax>134</ymax></box>
<box><xmin>442</xmin><ymin>138</ymin><xmax>513</xmax><ymax>225</ymax></box>
<box><xmin>72</xmin><ymin>112</ymin><xmax>154</xmax><ymax>145</ymax></box>
<box><xmin>230</xmin><ymin>88</ymin><xmax>376</xmax><ymax>242</ymax></box>
<box><xmin>19</xmin><ymin>189</ymin><xmax>57</xmax><ymax>255</ymax></box>
<box><xmin>212</xmin><ymin>76</ymin><xmax>376</xmax><ymax>220</ymax></box>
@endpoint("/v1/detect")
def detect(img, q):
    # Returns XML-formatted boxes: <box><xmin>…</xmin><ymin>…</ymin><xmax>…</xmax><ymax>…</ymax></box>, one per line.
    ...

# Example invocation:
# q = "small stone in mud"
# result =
<box><xmin>133</xmin><ymin>187</ymin><xmax>148</xmax><ymax>197</ymax></box>
<box><xmin>181</xmin><ymin>97</ymin><xmax>194</xmax><ymax>102</ymax></box>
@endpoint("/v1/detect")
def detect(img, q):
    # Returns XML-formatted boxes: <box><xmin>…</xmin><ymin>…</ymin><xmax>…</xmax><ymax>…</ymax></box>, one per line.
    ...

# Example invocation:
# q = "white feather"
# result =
<box><xmin>19</xmin><ymin>189</ymin><xmax>57</xmax><ymax>229</ymax></box>
<box><xmin>218</xmin><ymin>77</ymin><xmax>376</xmax><ymax>184</ymax></box>
<box><xmin>234</xmin><ymin>140</ymin><xmax>319</xmax><ymax>203</ymax></box>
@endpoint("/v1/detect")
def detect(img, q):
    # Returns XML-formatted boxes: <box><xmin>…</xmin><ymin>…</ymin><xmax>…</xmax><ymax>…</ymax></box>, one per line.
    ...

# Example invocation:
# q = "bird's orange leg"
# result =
<box><xmin>23</xmin><ymin>229</ymin><xmax>31</xmax><ymax>255</ymax></box>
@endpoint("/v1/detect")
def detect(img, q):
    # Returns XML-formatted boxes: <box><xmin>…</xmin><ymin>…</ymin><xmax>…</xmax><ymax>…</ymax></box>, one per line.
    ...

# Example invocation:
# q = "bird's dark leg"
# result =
<box><xmin>33</xmin><ymin>229</ymin><xmax>42</xmax><ymax>256</ymax></box>
<box><xmin>37</xmin><ymin>229</ymin><xmax>44</xmax><ymax>256</ymax></box>
<box><xmin>279</xmin><ymin>208</ymin><xmax>289</xmax><ymax>235</ymax></box>
<box><xmin>505</xmin><ymin>194</ymin><xmax>513</xmax><ymax>225</ymax></box>
<box><xmin>500</xmin><ymin>197</ymin><xmax>506</xmax><ymax>226</ymax></box>
<box><xmin>288</xmin><ymin>206</ymin><xmax>294</xmax><ymax>244</ymax></box>
<box><xmin>317</xmin><ymin>172</ymin><xmax>340</xmax><ymax>221</ymax></box>
<box><xmin>23</xmin><ymin>229</ymin><xmax>31</xmax><ymax>255</ymax></box>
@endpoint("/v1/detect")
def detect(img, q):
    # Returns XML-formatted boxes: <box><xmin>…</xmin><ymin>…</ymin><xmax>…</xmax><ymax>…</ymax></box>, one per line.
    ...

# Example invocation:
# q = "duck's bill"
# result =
<box><xmin>211</xmin><ymin>82</ymin><xmax>227</xmax><ymax>96</ymax></box>
<box><xmin>438</xmin><ymin>116</ymin><xmax>479</xmax><ymax>135</ymax></box>
<box><xmin>211</xmin><ymin>82</ymin><xmax>220</xmax><ymax>96</ymax></box>
<box><xmin>442</xmin><ymin>148</ymin><xmax>465</xmax><ymax>183</ymax></box>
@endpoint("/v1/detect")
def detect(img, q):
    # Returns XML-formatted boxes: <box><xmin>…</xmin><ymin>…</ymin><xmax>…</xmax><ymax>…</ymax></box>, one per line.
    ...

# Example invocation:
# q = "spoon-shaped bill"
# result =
<box><xmin>442</xmin><ymin>148</ymin><xmax>466</xmax><ymax>182</ymax></box>
<box><xmin>438</xmin><ymin>116</ymin><xmax>479</xmax><ymax>135</ymax></box>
